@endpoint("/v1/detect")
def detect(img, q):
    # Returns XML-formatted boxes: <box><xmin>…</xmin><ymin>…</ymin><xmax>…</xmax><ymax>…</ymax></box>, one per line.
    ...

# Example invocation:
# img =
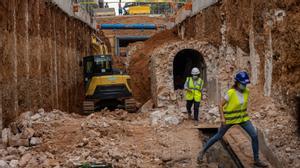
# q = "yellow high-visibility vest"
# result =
<box><xmin>185</xmin><ymin>77</ymin><xmax>204</xmax><ymax>102</ymax></box>
<box><xmin>223</xmin><ymin>88</ymin><xmax>250</xmax><ymax>125</ymax></box>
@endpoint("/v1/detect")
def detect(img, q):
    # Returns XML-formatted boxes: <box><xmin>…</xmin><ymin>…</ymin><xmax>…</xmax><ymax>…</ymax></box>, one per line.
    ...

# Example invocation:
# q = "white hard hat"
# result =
<box><xmin>191</xmin><ymin>67</ymin><xmax>200</xmax><ymax>75</ymax></box>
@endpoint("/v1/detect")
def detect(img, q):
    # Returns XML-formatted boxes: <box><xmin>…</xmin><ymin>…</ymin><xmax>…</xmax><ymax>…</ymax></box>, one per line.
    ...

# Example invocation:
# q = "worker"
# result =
<box><xmin>184</xmin><ymin>67</ymin><xmax>204</xmax><ymax>126</ymax></box>
<box><xmin>104</xmin><ymin>2</ymin><xmax>109</xmax><ymax>8</ymax></box>
<box><xmin>197</xmin><ymin>71</ymin><xmax>268</xmax><ymax>167</ymax></box>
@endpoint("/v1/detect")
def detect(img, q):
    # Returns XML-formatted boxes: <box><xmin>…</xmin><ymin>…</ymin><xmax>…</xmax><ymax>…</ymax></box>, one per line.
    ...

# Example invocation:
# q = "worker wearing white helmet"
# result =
<box><xmin>184</xmin><ymin>67</ymin><xmax>204</xmax><ymax>126</ymax></box>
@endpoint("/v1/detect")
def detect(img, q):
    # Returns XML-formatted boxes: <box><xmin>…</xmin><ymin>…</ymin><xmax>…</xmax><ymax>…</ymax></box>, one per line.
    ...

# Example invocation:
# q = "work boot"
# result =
<box><xmin>197</xmin><ymin>151</ymin><xmax>205</xmax><ymax>163</ymax></box>
<box><xmin>194</xmin><ymin>120</ymin><xmax>199</xmax><ymax>126</ymax></box>
<box><xmin>254</xmin><ymin>160</ymin><xmax>268</xmax><ymax>167</ymax></box>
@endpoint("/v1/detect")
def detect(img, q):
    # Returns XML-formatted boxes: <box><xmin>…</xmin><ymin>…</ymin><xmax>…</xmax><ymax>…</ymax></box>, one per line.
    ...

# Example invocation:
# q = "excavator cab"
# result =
<box><xmin>83</xmin><ymin>55</ymin><xmax>113</xmax><ymax>87</ymax></box>
<box><xmin>82</xmin><ymin>55</ymin><xmax>136</xmax><ymax>114</ymax></box>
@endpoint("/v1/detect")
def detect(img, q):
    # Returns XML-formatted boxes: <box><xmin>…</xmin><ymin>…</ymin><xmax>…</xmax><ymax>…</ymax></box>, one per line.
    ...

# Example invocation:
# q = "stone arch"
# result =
<box><xmin>173</xmin><ymin>49</ymin><xmax>206</xmax><ymax>90</ymax></box>
<box><xmin>150</xmin><ymin>40</ymin><xmax>219</xmax><ymax>107</ymax></box>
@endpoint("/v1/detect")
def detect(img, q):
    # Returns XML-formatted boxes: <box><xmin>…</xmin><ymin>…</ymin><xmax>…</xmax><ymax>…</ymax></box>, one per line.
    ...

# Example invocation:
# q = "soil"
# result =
<box><xmin>0</xmin><ymin>0</ymin><xmax>109</xmax><ymax>126</ymax></box>
<box><xmin>128</xmin><ymin>29</ymin><xmax>180</xmax><ymax>103</ymax></box>
<box><xmin>1</xmin><ymin>109</ymin><xmax>203</xmax><ymax>168</ymax></box>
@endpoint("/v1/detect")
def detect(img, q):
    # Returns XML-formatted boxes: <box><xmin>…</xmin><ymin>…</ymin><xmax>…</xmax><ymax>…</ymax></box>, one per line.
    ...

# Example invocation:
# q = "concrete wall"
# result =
<box><xmin>174</xmin><ymin>0</ymin><xmax>219</xmax><ymax>25</ymax></box>
<box><xmin>192</xmin><ymin>0</ymin><xmax>219</xmax><ymax>16</ymax></box>
<box><xmin>51</xmin><ymin>0</ymin><xmax>96</xmax><ymax>28</ymax></box>
<box><xmin>0</xmin><ymin>0</ymin><xmax>108</xmax><ymax>126</ymax></box>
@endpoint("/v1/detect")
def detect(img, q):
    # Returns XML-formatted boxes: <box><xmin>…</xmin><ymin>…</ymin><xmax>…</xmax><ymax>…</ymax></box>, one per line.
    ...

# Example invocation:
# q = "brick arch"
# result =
<box><xmin>150</xmin><ymin>40</ymin><xmax>220</xmax><ymax>107</ymax></box>
<box><xmin>173</xmin><ymin>49</ymin><xmax>206</xmax><ymax>90</ymax></box>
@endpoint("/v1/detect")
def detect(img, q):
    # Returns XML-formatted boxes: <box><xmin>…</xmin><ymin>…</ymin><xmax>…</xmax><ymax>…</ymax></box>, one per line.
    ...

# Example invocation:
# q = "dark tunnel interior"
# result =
<box><xmin>173</xmin><ymin>49</ymin><xmax>206</xmax><ymax>90</ymax></box>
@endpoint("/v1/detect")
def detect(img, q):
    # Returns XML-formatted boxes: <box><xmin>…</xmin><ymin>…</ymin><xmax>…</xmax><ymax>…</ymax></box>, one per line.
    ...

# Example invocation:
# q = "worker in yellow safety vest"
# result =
<box><xmin>197</xmin><ymin>71</ymin><xmax>268</xmax><ymax>167</ymax></box>
<box><xmin>184</xmin><ymin>67</ymin><xmax>204</xmax><ymax>126</ymax></box>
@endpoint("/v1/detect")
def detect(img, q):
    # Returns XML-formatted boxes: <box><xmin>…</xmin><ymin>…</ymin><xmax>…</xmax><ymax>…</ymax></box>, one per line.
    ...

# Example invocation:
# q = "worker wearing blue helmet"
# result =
<box><xmin>197</xmin><ymin>71</ymin><xmax>268</xmax><ymax>167</ymax></box>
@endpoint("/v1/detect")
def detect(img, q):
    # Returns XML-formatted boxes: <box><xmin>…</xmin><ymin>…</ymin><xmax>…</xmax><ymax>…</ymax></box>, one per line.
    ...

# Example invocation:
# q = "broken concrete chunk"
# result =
<box><xmin>140</xmin><ymin>99</ymin><xmax>154</xmax><ymax>113</ymax></box>
<box><xmin>2</xmin><ymin>155</ymin><xmax>18</xmax><ymax>162</ymax></box>
<box><xmin>150</xmin><ymin>111</ymin><xmax>164</xmax><ymax>125</ymax></box>
<box><xmin>2</xmin><ymin>128</ymin><xmax>10</xmax><ymax>147</ymax></box>
<box><xmin>9</xmin><ymin>122</ymin><xmax>19</xmax><ymax>135</ymax></box>
<box><xmin>19</xmin><ymin>153</ymin><xmax>32</xmax><ymax>167</ymax></box>
<box><xmin>9</xmin><ymin>135</ymin><xmax>30</xmax><ymax>147</ymax></box>
<box><xmin>164</xmin><ymin>116</ymin><xmax>180</xmax><ymax>125</ymax></box>
<box><xmin>31</xmin><ymin>113</ymin><xmax>42</xmax><ymax>121</ymax></box>
<box><xmin>26</xmin><ymin>156</ymin><xmax>39</xmax><ymax>167</ymax></box>
<box><xmin>30</xmin><ymin>137</ymin><xmax>42</xmax><ymax>146</ymax></box>
<box><xmin>18</xmin><ymin>146</ymin><xmax>27</xmax><ymax>155</ymax></box>
<box><xmin>0</xmin><ymin>149</ymin><xmax>8</xmax><ymax>157</ymax></box>
<box><xmin>0</xmin><ymin>160</ymin><xmax>9</xmax><ymax>168</ymax></box>
<box><xmin>20</xmin><ymin>127</ymin><xmax>35</xmax><ymax>139</ymax></box>
<box><xmin>9</xmin><ymin>160</ymin><xmax>18</xmax><ymax>168</ymax></box>
<box><xmin>7</xmin><ymin>147</ymin><xmax>19</xmax><ymax>155</ymax></box>
<box><xmin>37</xmin><ymin>108</ymin><xmax>45</xmax><ymax>114</ymax></box>
<box><xmin>208</xmin><ymin>106</ymin><xmax>219</xmax><ymax>115</ymax></box>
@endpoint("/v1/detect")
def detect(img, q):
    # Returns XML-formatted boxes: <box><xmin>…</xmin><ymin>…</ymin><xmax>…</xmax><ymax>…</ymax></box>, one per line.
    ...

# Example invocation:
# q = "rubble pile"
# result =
<box><xmin>149</xmin><ymin>106</ymin><xmax>184</xmax><ymax>126</ymax></box>
<box><xmin>0</xmin><ymin>108</ymin><xmax>202</xmax><ymax>167</ymax></box>
<box><xmin>0</xmin><ymin>109</ymin><xmax>78</xmax><ymax>167</ymax></box>
<box><xmin>252</xmin><ymin>102</ymin><xmax>300</xmax><ymax>167</ymax></box>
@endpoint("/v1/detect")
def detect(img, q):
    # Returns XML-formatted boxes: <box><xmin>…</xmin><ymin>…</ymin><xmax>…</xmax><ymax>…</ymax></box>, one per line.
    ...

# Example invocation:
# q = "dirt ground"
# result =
<box><xmin>0</xmin><ymin>109</ymin><xmax>205</xmax><ymax>168</ymax></box>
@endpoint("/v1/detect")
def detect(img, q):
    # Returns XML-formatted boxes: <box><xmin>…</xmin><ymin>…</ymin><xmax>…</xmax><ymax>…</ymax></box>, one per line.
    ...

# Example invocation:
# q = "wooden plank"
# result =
<box><xmin>191</xmin><ymin>123</ymin><xmax>220</xmax><ymax>129</ymax></box>
<box><xmin>223</xmin><ymin>126</ymin><xmax>273</xmax><ymax>168</ymax></box>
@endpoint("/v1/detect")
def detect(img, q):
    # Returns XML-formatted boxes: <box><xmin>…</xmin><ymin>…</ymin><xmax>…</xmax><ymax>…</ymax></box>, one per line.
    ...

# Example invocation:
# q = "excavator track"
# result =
<box><xmin>83</xmin><ymin>101</ymin><xmax>95</xmax><ymax>114</ymax></box>
<box><xmin>124</xmin><ymin>98</ymin><xmax>137</xmax><ymax>112</ymax></box>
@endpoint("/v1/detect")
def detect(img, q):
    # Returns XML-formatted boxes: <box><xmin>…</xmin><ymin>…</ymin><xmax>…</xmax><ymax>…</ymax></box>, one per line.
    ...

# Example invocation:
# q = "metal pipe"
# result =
<box><xmin>98</xmin><ymin>23</ymin><xmax>158</xmax><ymax>30</ymax></box>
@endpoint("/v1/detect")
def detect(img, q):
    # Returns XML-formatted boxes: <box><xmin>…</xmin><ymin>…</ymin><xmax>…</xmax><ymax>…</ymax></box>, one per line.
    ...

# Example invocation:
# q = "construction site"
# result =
<box><xmin>0</xmin><ymin>0</ymin><xmax>299</xmax><ymax>167</ymax></box>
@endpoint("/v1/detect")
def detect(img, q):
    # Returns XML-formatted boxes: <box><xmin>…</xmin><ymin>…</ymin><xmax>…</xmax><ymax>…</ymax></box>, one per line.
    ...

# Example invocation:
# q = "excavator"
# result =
<box><xmin>82</xmin><ymin>35</ymin><xmax>136</xmax><ymax>114</ymax></box>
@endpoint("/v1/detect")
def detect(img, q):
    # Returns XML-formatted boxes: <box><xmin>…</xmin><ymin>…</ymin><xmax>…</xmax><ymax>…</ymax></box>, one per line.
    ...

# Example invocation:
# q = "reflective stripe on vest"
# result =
<box><xmin>223</xmin><ymin>88</ymin><xmax>250</xmax><ymax>125</ymax></box>
<box><xmin>185</xmin><ymin>77</ymin><xmax>204</xmax><ymax>102</ymax></box>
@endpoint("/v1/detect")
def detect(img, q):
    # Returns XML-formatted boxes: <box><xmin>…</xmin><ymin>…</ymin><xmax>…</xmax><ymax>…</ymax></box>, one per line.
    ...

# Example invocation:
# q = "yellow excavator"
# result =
<box><xmin>82</xmin><ymin>36</ymin><xmax>136</xmax><ymax>113</ymax></box>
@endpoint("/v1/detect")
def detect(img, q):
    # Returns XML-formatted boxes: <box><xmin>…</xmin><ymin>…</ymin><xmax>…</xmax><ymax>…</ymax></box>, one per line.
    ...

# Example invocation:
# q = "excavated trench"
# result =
<box><xmin>199</xmin><ymin>129</ymin><xmax>240</xmax><ymax>168</ymax></box>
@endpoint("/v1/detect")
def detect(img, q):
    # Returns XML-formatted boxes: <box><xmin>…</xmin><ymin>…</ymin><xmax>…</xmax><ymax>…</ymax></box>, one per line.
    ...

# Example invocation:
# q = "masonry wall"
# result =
<box><xmin>127</xmin><ymin>0</ymin><xmax>300</xmax><ymax>165</ymax></box>
<box><xmin>0</xmin><ymin>0</ymin><xmax>108</xmax><ymax>126</ymax></box>
<box><xmin>180</xmin><ymin>0</ymin><xmax>300</xmax><ymax>114</ymax></box>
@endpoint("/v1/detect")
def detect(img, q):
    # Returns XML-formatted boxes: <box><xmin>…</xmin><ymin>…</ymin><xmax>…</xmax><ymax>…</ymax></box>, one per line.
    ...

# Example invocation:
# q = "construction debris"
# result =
<box><xmin>0</xmin><ymin>108</ymin><xmax>202</xmax><ymax>167</ymax></box>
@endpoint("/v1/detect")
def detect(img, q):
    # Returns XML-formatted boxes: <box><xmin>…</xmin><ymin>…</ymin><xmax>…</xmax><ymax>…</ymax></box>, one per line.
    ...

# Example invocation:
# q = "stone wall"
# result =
<box><xmin>150</xmin><ymin>40</ymin><xmax>250</xmax><ymax>107</ymax></box>
<box><xmin>147</xmin><ymin>0</ymin><xmax>300</xmax><ymax>166</ymax></box>
<box><xmin>179</xmin><ymin>0</ymin><xmax>300</xmax><ymax>109</ymax></box>
<box><xmin>0</xmin><ymin>0</ymin><xmax>109</xmax><ymax>126</ymax></box>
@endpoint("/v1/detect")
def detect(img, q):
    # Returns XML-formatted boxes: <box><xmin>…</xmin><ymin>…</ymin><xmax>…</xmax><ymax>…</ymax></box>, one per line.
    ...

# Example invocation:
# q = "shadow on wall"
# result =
<box><xmin>173</xmin><ymin>49</ymin><xmax>206</xmax><ymax>90</ymax></box>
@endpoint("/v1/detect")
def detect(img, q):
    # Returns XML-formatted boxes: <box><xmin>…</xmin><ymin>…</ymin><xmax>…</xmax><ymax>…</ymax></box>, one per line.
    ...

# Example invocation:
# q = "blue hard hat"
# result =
<box><xmin>235</xmin><ymin>71</ymin><xmax>250</xmax><ymax>85</ymax></box>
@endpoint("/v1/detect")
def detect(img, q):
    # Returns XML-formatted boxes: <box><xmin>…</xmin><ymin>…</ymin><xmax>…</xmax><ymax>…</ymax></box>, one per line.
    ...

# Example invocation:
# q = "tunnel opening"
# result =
<box><xmin>173</xmin><ymin>49</ymin><xmax>206</xmax><ymax>90</ymax></box>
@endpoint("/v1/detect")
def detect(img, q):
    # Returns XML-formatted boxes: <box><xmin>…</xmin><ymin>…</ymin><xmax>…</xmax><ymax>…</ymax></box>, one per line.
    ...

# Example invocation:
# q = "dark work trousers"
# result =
<box><xmin>186</xmin><ymin>100</ymin><xmax>200</xmax><ymax>121</ymax></box>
